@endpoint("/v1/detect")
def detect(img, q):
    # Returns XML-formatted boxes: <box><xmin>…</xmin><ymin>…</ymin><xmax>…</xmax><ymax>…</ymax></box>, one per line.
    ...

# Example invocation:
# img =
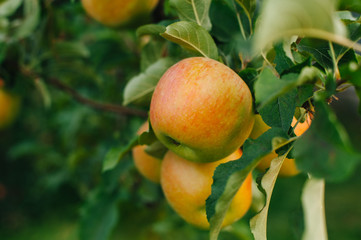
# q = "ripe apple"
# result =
<box><xmin>149</xmin><ymin>57</ymin><xmax>255</xmax><ymax>163</ymax></box>
<box><xmin>0</xmin><ymin>88</ymin><xmax>20</xmax><ymax>129</ymax></box>
<box><xmin>161</xmin><ymin>149</ymin><xmax>252</xmax><ymax>229</ymax></box>
<box><xmin>249</xmin><ymin>114</ymin><xmax>312</xmax><ymax>176</ymax></box>
<box><xmin>132</xmin><ymin>122</ymin><xmax>162</xmax><ymax>183</ymax></box>
<box><xmin>81</xmin><ymin>0</ymin><xmax>159</xmax><ymax>27</ymax></box>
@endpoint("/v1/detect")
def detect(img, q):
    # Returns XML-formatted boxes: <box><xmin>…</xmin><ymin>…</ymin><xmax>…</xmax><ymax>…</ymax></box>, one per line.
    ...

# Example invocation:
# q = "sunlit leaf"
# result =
<box><xmin>161</xmin><ymin>21</ymin><xmax>218</xmax><ymax>59</ymax></box>
<box><xmin>250</xmin><ymin>150</ymin><xmax>291</xmax><ymax>240</ymax></box>
<box><xmin>253</xmin><ymin>0</ymin><xmax>346</xmax><ymax>52</ymax></box>
<box><xmin>301</xmin><ymin>177</ymin><xmax>328</xmax><ymax>240</ymax></box>
<box><xmin>34</xmin><ymin>78</ymin><xmax>51</xmax><ymax>109</ymax></box>
<box><xmin>14</xmin><ymin>0</ymin><xmax>40</xmax><ymax>39</ymax></box>
<box><xmin>123</xmin><ymin>58</ymin><xmax>176</xmax><ymax>106</ymax></box>
<box><xmin>170</xmin><ymin>0</ymin><xmax>212</xmax><ymax>31</ymax></box>
<box><xmin>0</xmin><ymin>0</ymin><xmax>22</xmax><ymax>18</ymax></box>
<box><xmin>136</xmin><ymin>24</ymin><xmax>166</xmax><ymax>38</ymax></box>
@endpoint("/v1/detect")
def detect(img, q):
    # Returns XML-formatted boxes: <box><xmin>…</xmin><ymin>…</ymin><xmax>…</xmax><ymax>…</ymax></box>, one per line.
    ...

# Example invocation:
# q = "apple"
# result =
<box><xmin>160</xmin><ymin>149</ymin><xmax>252</xmax><ymax>229</ymax></box>
<box><xmin>249</xmin><ymin>114</ymin><xmax>312</xmax><ymax>176</ymax></box>
<box><xmin>81</xmin><ymin>0</ymin><xmax>159</xmax><ymax>27</ymax></box>
<box><xmin>149</xmin><ymin>57</ymin><xmax>255</xmax><ymax>163</ymax></box>
<box><xmin>0</xmin><ymin>88</ymin><xmax>20</xmax><ymax>129</ymax></box>
<box><xmin>132</xmin><ymin>122</ymin><xmax>162</xmax><ymax>183</ymax></box>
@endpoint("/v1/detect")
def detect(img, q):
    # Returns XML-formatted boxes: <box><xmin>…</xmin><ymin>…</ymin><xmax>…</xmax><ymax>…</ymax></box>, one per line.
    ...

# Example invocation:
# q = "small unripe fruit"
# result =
<box><xmin>132</xmin><ymin>122</ymin><xmax>162</xmax><ymax>183</ymax></box>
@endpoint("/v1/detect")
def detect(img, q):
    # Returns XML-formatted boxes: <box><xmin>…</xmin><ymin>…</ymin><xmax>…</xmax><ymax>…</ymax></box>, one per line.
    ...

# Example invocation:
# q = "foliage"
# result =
<box><xmin>1</xmin><ymin>0</ymin><xmax>361</xmax><ymax>240</ymax></box>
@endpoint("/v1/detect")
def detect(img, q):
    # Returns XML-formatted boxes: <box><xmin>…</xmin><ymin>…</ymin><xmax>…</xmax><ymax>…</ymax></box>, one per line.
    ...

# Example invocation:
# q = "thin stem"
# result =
<box><xmin>328</xmin><ymin>41</ymin><xmax>341</xmax><ymax>80</ymax></box>
<box><xmin>232</xmin><ymin>0</ymin><xmax>247</xmax><ymax>39</ymax></box>
<box><xmin>261</xmin><ymin>52</ymin><xmax>279</xmax><ymax>77</ymax></box>
<box><xmin>46</xmin><ymin>78</ymin><xmax>148</xmax><ymax>118</ymax></box>
<box><xmin>20</xmin><ymin>66</ymin><xmax>148</xmax><ymax>118</ymax></box>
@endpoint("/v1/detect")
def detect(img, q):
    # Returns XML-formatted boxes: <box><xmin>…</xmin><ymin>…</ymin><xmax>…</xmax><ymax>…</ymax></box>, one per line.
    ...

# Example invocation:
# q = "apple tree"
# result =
<box><xmin>1</xmin><ymin>0</ymin><xmax>361</xmax><ymax>240</ymax></box>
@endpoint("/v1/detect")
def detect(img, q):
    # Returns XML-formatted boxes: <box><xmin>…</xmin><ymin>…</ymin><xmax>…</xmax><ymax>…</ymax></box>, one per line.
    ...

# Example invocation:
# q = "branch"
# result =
<box><xmin>46</xmin><ymin>77</ymin><xmax>148</xmax><ymax>118</ymax></box>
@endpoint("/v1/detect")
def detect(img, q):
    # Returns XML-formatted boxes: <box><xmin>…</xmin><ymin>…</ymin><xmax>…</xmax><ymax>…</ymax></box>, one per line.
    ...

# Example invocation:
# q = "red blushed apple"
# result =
<box><xmin>161</xmin><ymin>149</ymin><xmax>252</xmax><ymax>229</ymax></box>
<box><xmin>149</xmin><ymin>57</ymin><xmax>255</xmax><ymax>163</ymax></box>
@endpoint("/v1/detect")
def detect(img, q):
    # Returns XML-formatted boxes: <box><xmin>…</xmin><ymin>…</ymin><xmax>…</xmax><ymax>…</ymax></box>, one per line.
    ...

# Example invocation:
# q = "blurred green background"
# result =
<box><xmin>1</xmin><ymin>1</ymin><xmax>361</xmax><ymax>240</ymax></box>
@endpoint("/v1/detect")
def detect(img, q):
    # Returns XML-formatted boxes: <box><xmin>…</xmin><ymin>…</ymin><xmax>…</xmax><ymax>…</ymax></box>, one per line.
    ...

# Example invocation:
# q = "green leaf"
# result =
<box><xmin>123</xmin><ymin>57</ymin><xmax>176</xmax><ymax>106</ymax></box>
<box><xmin>79</xmin><ymin>192</ymin><xmax>119</xmax><ymax>240</ymax></box>
<box><xmin>235</xmin><ymin>0</ymin><xmax>257</xmax><ymax>18</ymax></box>
<box><xmin>296</xmin><ymin>84</ymin><xmax>314</xmax><ymax>107</ymax></box>
<box><xmin>0</xmin><ymin>0</ymin><xmax>22</xmax><ymax>18</ymax></box>
<box><xmin>14</xmin><ymin>0</ymin><xmax>40</xmax><ymax>40</ymax></box>
<box><xmin>338</xmin><ymin>0</ymin><xmax>361</xmax><ymax>13</ymax></box>
<box><xmin>340</xmin><ymin>61</ymin><xmax>361</xmax><ymax>113</ymax></box>
<box><xmin>102</xmin><ymin>136</ymin><xmax>139</xmax><ymax>172</ymax></box>
<box><xmin>34</xmin><ymin>78</ymin><xmax>51</xmax><ymax>109</ymax></box>
<box><xmin>253</xmin><ymin>0</ymin><xmax>346</xmax><ymax>52</ymax></box>
<box><xmin>160</xmin><ymin>21</ymin><xmax>218</xmax><ymax>60</ymax></box>
<box><xmin>144</xmin><ymin>141</ymin><xmax>168</xmax><ymax>159</ymax></box>
<box><xmin>274</xmin><ymin>43</ymin><xmax>295</xmax><ymax>75</ymax></box>
<box><xmin>293</xmin><ymin>100</ymin><xmax>361</xmax><ymax>181</ymax></box>
<box><xmin>301</xmin><ymin>177</ymin><xmax>328</xmax><ymax>240</ymax></box>
<box><xmin>250</xmin><ymin>149</ymin><xmax>292</xmax><ymax>240</ymax></box>
<box><xmin>80</xmin><ymin>163</ymin><xmax>128</xmax><ymax>240</ymax></box>
<box><xmin>136</xmin><ymin>24</ymin><xmax>166</xmax><ymax>38</ymax></box>
<box><xmin>51</xmin><ymin>41</ymin><xmax>90</xmax><ymax>59</ymax></box>
<box><xmin>140</xmin><ymin>39</ymin><xmax>166</xmax><ymax>71</ymax></box>
<box><xmin>297</xmin><ymin>39</ymin><xmax>333</xmax><ymax>69</ymax></box>
<box><xmin>206</xmin><ymin>128</ymin><xmax>289</xmax><ymax>240</ymax></box>
<box><xmin>297</xmin><ymin>21</ymin><xmax>361</xmax><ymax>70</ymax></box>
<box><xmin>170</xmin><ymin>0</ymin><xmax>212</xmax><ymax>31</ymax></box>
<box><xmin>255</xmin><ymin>67</ymin><xmax>320</xmax><ymax>109</ymax></box>
<box><xmin>258</xmin><ymin>89</ymin><xmax>297</xmax><ymax>132</ymax></box>
<box><xmin>209</xmin><ymin>0</ymin><xmax>240</xmax><ymax>42</ymax></box>
<box><xmin>138</xmin><ymin>123</ymin><xmax>157</xmax><ymax>145</ymax></box>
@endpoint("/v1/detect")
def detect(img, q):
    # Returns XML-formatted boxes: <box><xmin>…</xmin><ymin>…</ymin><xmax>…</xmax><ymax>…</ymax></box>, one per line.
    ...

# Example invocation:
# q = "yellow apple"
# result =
<box><xmin>81</xmin><ymin>0</ymin><xmax>159</xmax><ymax>27</ymax></box>
<box><xmin>160</xmin><ymin>149</ymin><xmax>252</xmax><ymax>229</ymax></box>
<box><xmin>149</xmin><ymin>57</ymin><xmax>255</xmax><ymax>163</ymax></box>
<box><xmin>132</xmin><ymin>122</ymin><xmax>162</xmax><ymax>183</ymax></box>
<box><xmin>0</xmin><ymin>88</ymin><xmax>20</xmax><ymax>129</ymax></box>
<box><xmin>250</xmin><ymin>114</ymin><xmax>312</xmax><ymax>176</ymax></box>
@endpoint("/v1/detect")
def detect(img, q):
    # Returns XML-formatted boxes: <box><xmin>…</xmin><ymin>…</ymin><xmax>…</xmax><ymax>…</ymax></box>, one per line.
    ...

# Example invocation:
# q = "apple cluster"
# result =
<box><xmin>133</xmin><ymin>57</ymin><xmax>255</xmax><ymax>228</ymax></box>
<box><xmin>132</xmin><ymin>57</ymin><xmax>312</xmax><ymax>228</ymax></box>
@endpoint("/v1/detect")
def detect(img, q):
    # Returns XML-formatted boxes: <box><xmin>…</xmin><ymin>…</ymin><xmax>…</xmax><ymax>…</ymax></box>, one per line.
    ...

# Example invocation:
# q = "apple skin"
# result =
<box><xmin>149</xmin><ymin>57</ymin><xmax>255</xmax><ymax>163</ymax></box>
<box><xmin>81</xmin><ymin>0</ymin><xmax>159</xmax><ymax>27</ymax></box>
<box><xmin>0</xmin><ymin>89</ymin><xmax>20</xmax><ymax>129</ymax></box>
<box><xmin>160</xmin><ymin>149</ymin><xmax>252</xmax><ymax>229</ymax></box>
<box><xmin>249</xmin><ymin>114</ymin><xmax>312</xmax><ymax>176</ymax></box>
<box><xmin>132</xmin><ymin>122</ymin><xmax>162</xmax><ymax>183</ymax></box>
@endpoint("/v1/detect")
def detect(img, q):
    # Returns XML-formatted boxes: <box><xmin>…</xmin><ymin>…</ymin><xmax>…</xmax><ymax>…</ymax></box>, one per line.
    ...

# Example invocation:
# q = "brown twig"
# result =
<box><xmin>46</xmin><ymin>77</ymin><xmax>148</xmax><ymax>118</ymax></box>
<box><xmin>20</xmin><ymin>65</ymin><xmax>148</xmax><ymax>118</ymax></box>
